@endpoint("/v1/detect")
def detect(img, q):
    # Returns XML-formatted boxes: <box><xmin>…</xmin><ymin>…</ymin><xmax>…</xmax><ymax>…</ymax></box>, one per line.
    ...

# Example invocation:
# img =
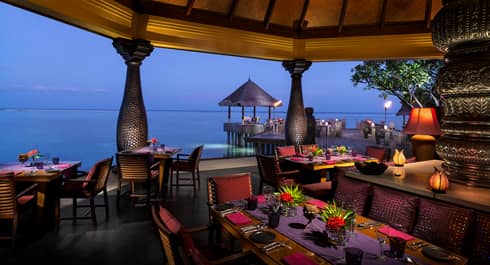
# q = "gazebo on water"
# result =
<box><xmin>218</xmin><ymin>78</ymin><xmax>282</xmax><ymax>122</ymax></box>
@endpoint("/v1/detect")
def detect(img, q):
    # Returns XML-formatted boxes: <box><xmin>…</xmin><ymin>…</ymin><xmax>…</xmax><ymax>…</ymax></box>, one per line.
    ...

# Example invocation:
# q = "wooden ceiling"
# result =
<box><xmin>4</xmin><ymin>0</ymin><xmax>444</xmax><ymax>61</ymax></box>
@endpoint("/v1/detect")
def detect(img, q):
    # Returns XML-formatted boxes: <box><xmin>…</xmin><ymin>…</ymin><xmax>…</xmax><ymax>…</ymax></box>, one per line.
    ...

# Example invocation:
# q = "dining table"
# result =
<box><xmin>283</xmin><ymin>154</ymin><xmax>378</xmax><ymax>183</ymax></box>
<box><xmin>134</xmin><ymin>146</ymin><xmax>181</xmax><ymax>196</ymax></box>
<box><xmin>0</xmin><ymin>161</ymin><xmax>81</xmax><ymax>229</ymax></box>
<box><xmin>210</xmin><ymin>200</ymin><xmax>467</xmax><ymax>265</ymax></box>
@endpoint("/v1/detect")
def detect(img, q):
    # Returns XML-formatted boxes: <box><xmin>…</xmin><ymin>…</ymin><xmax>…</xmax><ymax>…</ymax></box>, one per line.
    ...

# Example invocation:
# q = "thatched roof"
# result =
<box><xmin>219</xmin><ymin>79</ymin><xmax>282</xmax><ymax>107</ymax></box>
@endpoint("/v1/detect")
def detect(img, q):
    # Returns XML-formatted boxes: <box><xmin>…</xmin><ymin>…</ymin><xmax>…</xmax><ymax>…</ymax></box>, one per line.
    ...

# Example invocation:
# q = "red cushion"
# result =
<box><xmin>412</xmin><ymin>198</ymin><xmax>473</xmax><ymax>255</ymax></box>
<box><xmin>367</xmin><ymin>186</ymin><xmax>418</xmax><ymax>233</ymax></box>
<box><xmin>333</xmin><ymin>175</ymin><xmax>370</xmax><ymax>215</ymax></box>
<box><xmin>211</xmin><ymin>173</ymin><xmax>251</xmax><ymax>203</ymax></box>
<box><xmin>159</xmin><ymin>207</ymin><xmax>183</xmax><ymax>234</ymax></box>
<box><xmin>180</xmin><ymin>232</ymin><xmax>211</xmax><ymax>265</ymax></box>
<box><xmin>366</xmin><ymin>146</ymin><xmax>387</xmax><ymax>162</ymax></box>
<box><xmin>276</xmin><ymin>146</ymin><xmax>296</xmax><ymax>157</ymax></box>
<box><xmin>17</xmin><ymin>195</ymin><xmax>35</xmax><ymax>205</ymax></box>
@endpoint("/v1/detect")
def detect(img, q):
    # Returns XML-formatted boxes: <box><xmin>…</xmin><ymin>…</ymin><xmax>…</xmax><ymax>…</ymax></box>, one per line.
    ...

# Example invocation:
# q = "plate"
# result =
<box><xmin>249</xmin><ymin>231</ymin><xmax>276</xmax><ymax>244</ymax></box>
<box><xmin>422</xmin><ymin>246</ymin><xmax>453</xmax><ymax>261</ymax></box>
<box><xmin>215</xmin><ymin>203</ymin><xmax>234</xmax><ymax>211</ymax></box>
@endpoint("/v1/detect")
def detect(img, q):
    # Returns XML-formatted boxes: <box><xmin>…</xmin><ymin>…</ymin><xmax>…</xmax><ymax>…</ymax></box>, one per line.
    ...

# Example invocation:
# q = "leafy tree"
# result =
<box><xmin>351</xmin><ymin>60</ymin><xmax>444</xmax><ymax>108</ymax></box>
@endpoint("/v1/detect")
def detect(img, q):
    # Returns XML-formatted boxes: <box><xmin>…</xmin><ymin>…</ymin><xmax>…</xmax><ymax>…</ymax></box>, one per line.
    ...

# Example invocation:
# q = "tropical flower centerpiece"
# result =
<box><xmin>278</xmin><ymin>185</ymin><xmax>304</xmax><ymax>217</ymax></box>
<box><xmin>335</xmin><ymin>145</ymin><xmax>348</xmax><ymax>155</ymax></box>
<box><xmin>148</xmin><ymin>137</ymin><xmax>159</xmax><ymax>150</ymax></box>
<box><xmin>320</xmin><ymin>201</ymin><xmax>355</xmax><ymax>246</ymax></box>
<box><xmin>310</xmin><ymin>146</ymin><xmax>323</xmax><ymax>157</ymax></box>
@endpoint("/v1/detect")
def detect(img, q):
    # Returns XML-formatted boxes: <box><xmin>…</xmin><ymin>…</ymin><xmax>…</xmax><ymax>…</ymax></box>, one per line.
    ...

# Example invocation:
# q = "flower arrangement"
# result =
<box><xmin>319</xmin><ymin>201</ymin><xmax>355</xmax><ymax>232</ymax></box>
<box><xmin>310</xmin><ymin>146</ymin><xmax>323</xmax><ymax>157</ymax></box>
<box><xmin>278</xmin><ymin>185</ymin><xmax>304</xmax><ymax>206</ymax></box>
<box><xmin>150</xmin><ymin>137</ymin><xmax>158</xmax><ymax>144</ymax></box>
<box><xmin>335</xmin><ymin>145</ymin><xmax>348</xmax><ymax>155</ymax></box>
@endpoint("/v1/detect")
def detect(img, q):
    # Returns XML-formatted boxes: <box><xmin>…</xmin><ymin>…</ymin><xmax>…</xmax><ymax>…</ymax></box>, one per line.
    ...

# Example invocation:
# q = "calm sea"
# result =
<box><xmin>0</xmin><ymin>109</ymin><xmax>402</xmax><ymax>170</ymax></box>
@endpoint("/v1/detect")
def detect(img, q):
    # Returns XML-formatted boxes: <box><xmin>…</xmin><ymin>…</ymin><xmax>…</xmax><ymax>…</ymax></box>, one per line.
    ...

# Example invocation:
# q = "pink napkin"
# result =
<box><xmin>225</xmin><ymin>212</ymin><xmax>252</xmax><ymax>226</ymax></box>
<box><xmin>56</xmin><ymin>164</ymin><xmax>71</xmax><ymax>169</ymax></box>
<box><xmin>354</xmin><ymin>157</ymin><xmax>367</xmax><ymax>161</ymax></box>
<box><xmin>290</xmin><ymin>157</ymin><xmax>304</xmax><ymax>161</ymax></box>
<box><xmin>306</xmin><ymin>199</ymin><xmax>327</xmax><ymax>209</ymax></box>
<box><xmin>378</xmin><ymin>226</ymin><xmax>415</xmax><ymax>241</ymax></box>
<box><xmin>282</xmin><ymin>252</ymin><xmax>319</xmax><ymax>265</ymax></box>
<box><xmin>323</xmin><ymin>160</ymin><xmax>336</xmax><ymax>165</ymax></box>
<box><xmin>256</xmin><ymin>194</ymin><xmax>265</xmax><ymax>203</ymax></box>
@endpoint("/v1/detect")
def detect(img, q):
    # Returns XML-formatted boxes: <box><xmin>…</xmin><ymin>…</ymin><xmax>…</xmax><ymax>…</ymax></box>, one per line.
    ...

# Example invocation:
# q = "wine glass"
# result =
<box><xmin>375</xmin><ymin>230</ymin><xmax>387</xmax><ymax>260</ymax></box>
<box><xmin>263</xmin><ymin>185</ymin><xmax>274</xmax><ymax>202</ymax></box>
<box><xmin>303</xmin><ymin>204</ymin><xmax>318</xmax><ymax>230</ymax></box>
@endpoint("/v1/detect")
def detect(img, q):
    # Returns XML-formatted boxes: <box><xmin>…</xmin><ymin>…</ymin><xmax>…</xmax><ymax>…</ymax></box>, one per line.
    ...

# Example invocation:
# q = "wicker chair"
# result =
<box><xmin>116</xmin><ymin>152</ymin><xmax>159</xmax><ymax>209</ymax></box>
<box><xmin>332</xmin><ymin>173</ymin><xmax>371</xmax><ymax>215</ymax></box>
<box><xmin>256</xmin><ymin>155</ymin><xmax>298</xmax><ymax>192</ymax></box>
<box><xmin>170</xmin><ymin>145</ymin><xmax>204</xmax><ymax>195</ymax></box>
<box><xmin>151</xmin><ymin>205</ymin><xmax>251</xmax><ymax>265</ymax></box>
<box><xmin>0</xmin><ymin>173</ymin><xmax>37</xmax><ymax>248</ymax></box>
<box><xmin>275</xmin><ymin>145</ymin><xmax>296</xmax><ymax>158</ymax></box>
<box><xmin>207</xmin><ymin>173</ymin><xmax>252</xmax><ymax>207</ymax></box>
<box><xmin>60</xmin><ymin>157</ymin><xmax>113</xmax><ymax>224</ymax></box>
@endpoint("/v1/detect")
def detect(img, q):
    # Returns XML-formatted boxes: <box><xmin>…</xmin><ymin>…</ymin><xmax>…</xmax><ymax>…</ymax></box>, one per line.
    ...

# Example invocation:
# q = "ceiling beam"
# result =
<box><xmin>185</xmin><ymin>0</ymin><xmax>195</xmax><ymax>16</ymax></box>
<box><xmin>378</xmin><ymin>0</ymin><xmax>388</xmax><ymax>29</ymax></box>
<box><xmin>227</xmin><ymin>0</ymin><xmax>239</xmax><ymax>21</ymax></box>
<box><xmin>424</xmin><ymin>0</ymin><xmax>432</xmax><ymax>30</ymax></box>
<box><xmin>296</xmin><ymin>0</ymin><xmax>309</xmax><ymax>32</ymax></box>
<box><xmin>264</xmin><ymin>0</ymin><xmax>276</xmax><ymax>30</ymax></box>
<box><xmin>337</xmin><ymin>0</ymin><xmax>348</xmax><ymax>33</ymax></box>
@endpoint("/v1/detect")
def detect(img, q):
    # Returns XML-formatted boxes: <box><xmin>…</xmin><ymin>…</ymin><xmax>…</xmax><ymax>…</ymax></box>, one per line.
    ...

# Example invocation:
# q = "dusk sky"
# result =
<box><xmin>0</xmin><ymin>2</ymin><xmax>401</xmax><ymax>115</ymax></box>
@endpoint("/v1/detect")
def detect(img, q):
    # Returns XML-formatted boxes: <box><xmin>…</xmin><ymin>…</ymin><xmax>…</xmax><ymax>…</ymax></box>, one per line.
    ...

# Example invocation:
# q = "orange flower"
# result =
<box><xmin>151</xmin><ymin>137</ymin><xmax>158</xmax><ymax>144</ymax></box>
<box><xmin>26</xmin><ymin>149</ymin><xmax>39</xmax><ymax>157</ymax></box>
<box><xmin>279</xmin><ymin>192</ymin><xmax>294</xmax><ymax>203</ymax></box>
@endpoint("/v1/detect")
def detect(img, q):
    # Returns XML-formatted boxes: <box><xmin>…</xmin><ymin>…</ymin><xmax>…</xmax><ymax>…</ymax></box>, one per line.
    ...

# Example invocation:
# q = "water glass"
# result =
<box><xmin>268</xmin><ymin>212</ymin><xmax>281</xmax><ymax>228</ymax></box>
<box><xmin>263</xmin><ymin>186</ymin><xmax>274</xmax><ymax>202</ymax></box>
<box><xmin>375</xmin><ymin>230</ymin><xmax>387</xmax><ymax>260</ymax></box>
<box><xmin>389</xmin><ymin>236</ymin><xmax>406</xmax><ymax>258</ymax></box>
<box><xmin>345</xmin><ymin>247</ymin><xmax>363</xmax><ymax>265</ymax></box>
<box><xmin>246</xmin><ymin>196</ymin><xmax>258</xmax><ymax>210</ymax></box>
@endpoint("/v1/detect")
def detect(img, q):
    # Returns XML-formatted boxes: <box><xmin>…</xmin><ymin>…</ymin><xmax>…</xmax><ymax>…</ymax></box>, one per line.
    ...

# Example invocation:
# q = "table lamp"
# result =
<box><xmin>403</xmin><ymin>108</ymin><xmax>442</xmax><ymax>161</ymax></box>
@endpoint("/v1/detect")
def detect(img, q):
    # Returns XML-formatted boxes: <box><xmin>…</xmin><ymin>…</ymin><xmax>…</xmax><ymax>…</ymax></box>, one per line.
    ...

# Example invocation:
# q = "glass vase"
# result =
<box><xmin>281</xmin><ymin>204</ymin><xmax>297</xmax><ymax>217</ymax></box>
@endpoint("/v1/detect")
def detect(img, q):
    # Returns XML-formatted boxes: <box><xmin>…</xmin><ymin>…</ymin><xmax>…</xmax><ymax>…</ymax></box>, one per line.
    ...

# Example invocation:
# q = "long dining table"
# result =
<box><xmin>211</xmin><ymin>200</ymin><xmax>467</xmax><ymax>265</ymax></box>
<box><xmin>0</xmin><ymin>161</ymin><xmax>81</xmax><ymax>228</ymax></box>
<box><xmin>134</xmin><ymin>146</ymin><xmax>181</xmax><ymax>196</ymax></box>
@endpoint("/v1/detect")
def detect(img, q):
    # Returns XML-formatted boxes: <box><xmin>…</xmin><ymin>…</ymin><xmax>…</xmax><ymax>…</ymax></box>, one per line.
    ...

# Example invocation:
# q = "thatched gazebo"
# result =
<box><xmin>396</xmin><ymin>103</ymin><xmax>412</xmax><ymax>127</ymax></box>
<box><xmin>219</xmin><ymin>79</ymin><xmax>282</xmax><ymax>121</ymax></box>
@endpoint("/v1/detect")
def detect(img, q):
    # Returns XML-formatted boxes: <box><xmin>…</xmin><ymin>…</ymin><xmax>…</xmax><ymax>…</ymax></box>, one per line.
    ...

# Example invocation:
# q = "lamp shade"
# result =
<box><xmin>403</xmin><ymin>108</ymin><xmax>442</xmax><ymax>135</ymax></box>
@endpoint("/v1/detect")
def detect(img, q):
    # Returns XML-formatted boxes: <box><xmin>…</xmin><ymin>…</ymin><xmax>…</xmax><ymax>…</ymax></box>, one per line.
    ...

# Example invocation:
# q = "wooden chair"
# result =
<box><xmin>0</xmin><ymin>173</ymin><xmax>37</xmax><ymax>248</ymax></box>
<box><xmin>275</xmin><ymin>145</ymin><xmax>296</xmax><ymax>158</ymax></box>
<box><xmin>60</xmin><ymin>157</ymin><xmax>113</xmax><ymax>224</ymax></box>
<box><xmin>207</xmin><ymin>173</ymin><xmax>253</xmax><ymax>207</ymax></box>
<box><xmin>151</xmin><ymin>205</ymin><xmax>251</xmax><ymax>265</ymax></box>
<box><xmin>255</xmin><ymin>155</ymin><xmax>299</xmax><ymax>192</ymax></box>
<box><xmin>299</xmin><ymin>144</ymin><xmax>318</xmax><ymax>155</ymax></box>
<box><xmin>116</xmin><ymin>152</ymin><xmax>159</xmax><ymax>209</ymax></box>
<box><xmin>170</xmin><ymin>145</ymin><xmax>204</xmax><ymax>195</ymax></box>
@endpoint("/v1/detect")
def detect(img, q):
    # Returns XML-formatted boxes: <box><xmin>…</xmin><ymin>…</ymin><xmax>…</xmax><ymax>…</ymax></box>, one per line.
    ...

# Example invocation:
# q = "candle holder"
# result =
<box><xmin>429</xmin><ymin>167</ymin><xmax>449</xmax><ymax>193</ymax></box>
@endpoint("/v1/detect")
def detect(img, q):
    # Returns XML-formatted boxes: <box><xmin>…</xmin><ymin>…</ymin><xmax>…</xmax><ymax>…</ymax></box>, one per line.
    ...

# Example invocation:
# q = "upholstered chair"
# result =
<box><xmin>255</xmin><ymin>155</ymin><xmax>298</xmax><ymax>192</ymax></box>
<box><xmin>471</xmin><ymin>212</ymin><xmax>490</xmax><ymax>264</ymax></box>
<box><xmin>207</xmin><ymin>173</ymin><xmax>253</xmax><ymax>206</ymax></box>
<box><xmin>365</xmin><ymin>145</ymin><xmax>390</xmax><ymax>162</ymax></box>
<box><xmin>60</xmin><ymin>157</ymin><xmax>113</xmax><ymax>224</ymax></box>
<box><xmin>332</xmin><ymin>173</ymin><xmax>371</xmax><ymax>215</ymax></box>
<box><xmin>275</xmin><ymin>145</ymin><xmax>296</xmax><ymax>158</ymax></box>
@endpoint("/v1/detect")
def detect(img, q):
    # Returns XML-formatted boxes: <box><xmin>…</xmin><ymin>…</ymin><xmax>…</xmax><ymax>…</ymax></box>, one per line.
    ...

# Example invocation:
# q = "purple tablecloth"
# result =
<box><xmin>247</xmin><ymin>205</ymin><xmax>415</xmax><ymax>265</ymax></box>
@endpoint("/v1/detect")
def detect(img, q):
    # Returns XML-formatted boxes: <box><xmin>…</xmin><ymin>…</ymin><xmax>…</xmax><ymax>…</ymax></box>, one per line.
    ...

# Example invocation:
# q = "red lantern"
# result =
<box><xmin>429</xmin><ymin>167</ymin><xmax>449</xmax><ymax>193</ymax></box>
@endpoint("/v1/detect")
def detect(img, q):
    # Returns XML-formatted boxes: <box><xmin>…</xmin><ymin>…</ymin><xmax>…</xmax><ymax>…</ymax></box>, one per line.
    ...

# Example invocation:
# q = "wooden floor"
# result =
<box><xmin>0</xmin><ymin>163</ymin><xmax>260</xmax><ymax>265</ymax></box>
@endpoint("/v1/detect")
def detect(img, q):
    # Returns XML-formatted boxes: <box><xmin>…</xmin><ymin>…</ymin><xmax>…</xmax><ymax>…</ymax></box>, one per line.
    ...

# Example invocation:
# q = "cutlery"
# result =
<box><xmin>262</xmin><ymin>242</ymin><xmax>280</xmax><ymax>251</ymax></box>
<box><xmin>406</xmin><ymin>256</ymin><xmax>418</xmax><ymax>264</ymax></box>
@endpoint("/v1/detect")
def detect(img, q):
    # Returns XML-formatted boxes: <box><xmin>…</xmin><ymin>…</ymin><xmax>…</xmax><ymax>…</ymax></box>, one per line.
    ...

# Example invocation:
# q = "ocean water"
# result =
<box><xmin>0</xmin><ymin>109</ymin><xmax>402</xmax><ymax>170</ymax></box>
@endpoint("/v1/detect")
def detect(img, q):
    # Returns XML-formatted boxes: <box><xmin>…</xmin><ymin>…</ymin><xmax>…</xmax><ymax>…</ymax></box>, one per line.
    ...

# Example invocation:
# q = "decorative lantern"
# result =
<box><xmin>429</xmin><ymin>167</ymin><xmax>449</xmax><ymax>193</ymax></box>
<box><xmin>392</xmin><ymin>149</ymin><xmax>406</xmax><ymax>178</ymax></box>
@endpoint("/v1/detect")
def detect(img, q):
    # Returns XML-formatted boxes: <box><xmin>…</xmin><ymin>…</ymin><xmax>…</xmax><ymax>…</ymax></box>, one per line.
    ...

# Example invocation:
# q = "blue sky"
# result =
<box><xmin>0</xmin><ymin>2</ymin><xmax>400</xmax><ymax>114</ymax></box>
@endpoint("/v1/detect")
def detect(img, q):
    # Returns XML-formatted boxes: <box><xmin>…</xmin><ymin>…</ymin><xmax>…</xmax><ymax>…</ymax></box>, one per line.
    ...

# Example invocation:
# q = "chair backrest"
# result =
<box><xmin>83</xmin><ymin>157</ymin><xmax>113</xmax><ymax>193</ymax></box>
<box><xmin>0</xmin><ymin>173</ymin><xmax>17</xmax><ymax>219</ymax></box>
<box><xmin>332</xmin><ymin>173</ymin><xmax>371</xmax><ymax>215</ymax></box>
<box><xmin>151</xmin><ymin>205</ymin><xmax>187</xmax><ymax>265</ymax></box>
<box><xmin>299</xmin><ymin>144</ymin><xmax>318</xmax><ymax>155</ymax></box>
<box><xmin>256</xmin><ymin>155</ymin><xmax>282</xmax><ymax>188</ymax></box>
<box><xmin>207</xmin><ymin>173</ymin><xmax>252</xmax><ymax>205</ymax></box>
<box><xmin>189</xmin><ymin>145</ymin><xmax>204</xmax><ymax>169</ymax></box>
<box><xmin>472</xmin><ymin>212</ymin><xmax>490</xmax><ymax>264</ymax></box>
<box><xmin>365</xmin><ymin>145</ymin><xmax>390</xmax><ymax>162</ymax></box>
<box><xmin>116</xmin><ymin>152</ymin><xmax>151</xmax><ymax>181</ymax></box>
<box><xmin>276</xmin><ymin>145</ymin><xmax>296</xmax><ymax>158</ymax></box>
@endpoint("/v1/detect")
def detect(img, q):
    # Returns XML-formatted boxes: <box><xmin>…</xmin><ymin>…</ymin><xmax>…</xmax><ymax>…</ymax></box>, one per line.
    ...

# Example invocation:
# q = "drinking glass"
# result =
<box><xmin>375</xmin><ymin>230</ymin><xmax>387</xmax><ymax>260</ymax></box>
<box><xmin>302</xmin><ymin>204</ymin><xmax>318</xmax><ymax>230</ymax></box>
<box><xmin>263</xmin><ymin>185</ymin><xmax>274</xmax><ymax>202</ymax></box>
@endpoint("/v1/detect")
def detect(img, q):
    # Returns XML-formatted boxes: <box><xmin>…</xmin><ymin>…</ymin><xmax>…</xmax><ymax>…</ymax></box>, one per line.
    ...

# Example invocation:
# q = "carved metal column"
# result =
<box><xmin>282</xmin><ymin>59</ymin><xmax>312</xmax><ymax>146</ymax></box>
<box><xmin>113</xmin><ymin>38</ymin><xmax>154</xmax><ymax>151</ymax></box>
<box><xmin>432</xmin><ymin>0</ymin><xmax>490</xmax><ymax>187</ymax></box>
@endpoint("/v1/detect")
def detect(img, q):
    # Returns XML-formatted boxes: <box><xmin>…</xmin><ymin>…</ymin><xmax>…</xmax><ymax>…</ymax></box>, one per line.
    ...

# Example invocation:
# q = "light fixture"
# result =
<box><xmin>403</xmin><ymin>108</ymin><xmax>442</xmax><ymax>161</ymax></box>
<box><xmin>392</xmin><ymin>149</ymin><xmax>406</xmax><ymax>179</ymax></box>
<box><xmin>429</xmin><ymin>167</ymin><xmax>449</xmax><ymax>193</ymax></box>
<box><xmin>384</xmin><ymin>100</ymin><xmax>393</xmax><ymax>125</ymax></box>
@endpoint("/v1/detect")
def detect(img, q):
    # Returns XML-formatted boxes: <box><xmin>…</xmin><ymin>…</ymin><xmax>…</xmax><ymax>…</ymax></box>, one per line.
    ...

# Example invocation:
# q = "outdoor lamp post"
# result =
<box><xmin>384</xmin><ymin>100</ymin><xmax>393</xmax><ymax>125</ymax></box>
